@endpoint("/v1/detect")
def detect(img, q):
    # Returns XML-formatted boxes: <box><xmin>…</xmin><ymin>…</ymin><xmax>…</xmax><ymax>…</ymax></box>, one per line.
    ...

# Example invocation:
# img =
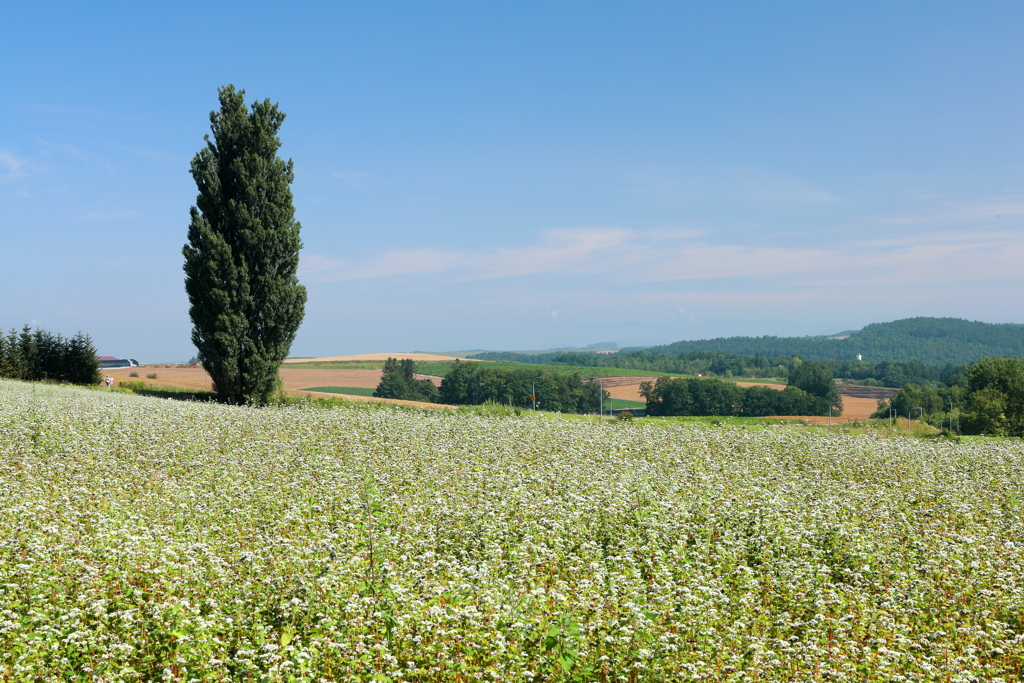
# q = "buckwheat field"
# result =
<box><xmin>3</xmin><ymin>380</ymin><xmax>1024</xmax><ymax>681</ymax></box>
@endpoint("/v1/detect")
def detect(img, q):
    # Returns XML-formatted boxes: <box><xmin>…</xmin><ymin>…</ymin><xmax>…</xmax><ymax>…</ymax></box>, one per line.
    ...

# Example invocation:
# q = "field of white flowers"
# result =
<box><xmin>2</xmin><ymin>379</ymin><xmax>1024</xmax><ymax>681</ymax></box>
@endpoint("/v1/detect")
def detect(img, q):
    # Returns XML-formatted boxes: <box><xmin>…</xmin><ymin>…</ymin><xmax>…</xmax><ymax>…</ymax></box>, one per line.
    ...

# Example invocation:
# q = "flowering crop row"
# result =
<box><xmin>2</xmin><ymin>379</ymin><xmax>1024</xmax><ymax>681</ymax></box>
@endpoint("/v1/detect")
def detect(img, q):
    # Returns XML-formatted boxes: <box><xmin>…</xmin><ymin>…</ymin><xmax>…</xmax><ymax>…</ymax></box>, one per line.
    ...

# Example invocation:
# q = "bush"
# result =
<box><xmin>640</xmin><ymin>376</ymin><xmax>830</xmax><ymax>417</ymax></box>
<box><xmin>374</xmin><ymin>358</ymin><xmax>440</xmax><ymax>403</ymax></box>
<box><xmin>440</xmin><ymin>360</ymin><xmax>603</xmax><ymax>413</ymax></box>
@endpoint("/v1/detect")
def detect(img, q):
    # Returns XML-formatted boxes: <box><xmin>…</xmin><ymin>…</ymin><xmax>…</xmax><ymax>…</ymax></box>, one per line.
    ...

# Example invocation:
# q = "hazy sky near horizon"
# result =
<box><xmin>3</xmin><ymin>1</ymin><xmax>1023</xmax><ymax>361</ymax></box>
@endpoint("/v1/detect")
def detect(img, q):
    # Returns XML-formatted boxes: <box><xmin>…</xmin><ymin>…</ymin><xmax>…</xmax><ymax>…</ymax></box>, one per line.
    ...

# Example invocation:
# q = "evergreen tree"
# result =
<box><xmin>183</xmin><ymin>85</ymin><xmax>307</xmax><ymax>405</ymax></box>
<box><xmin>68</xmin><ymin>332</ymin><xmax>101</xmax><ymax>386</ymax></box>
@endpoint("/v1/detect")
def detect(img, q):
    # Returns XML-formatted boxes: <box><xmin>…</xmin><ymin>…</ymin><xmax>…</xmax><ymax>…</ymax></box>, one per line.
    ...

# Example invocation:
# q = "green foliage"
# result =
<box><xmin>457</xmin><ymin>400</ymin><xmax>525</xmax><ymax>417</ymax></box>
<box><xmin>872</xmin><ymin>356</ymin><xmax>1024</xmax><ymax>436</ymax></box>
<box><xmin>182</xmin><ymin>85</ymin><xmax>307</xmax><ymax>406</ymax></box>
<box><xmin>638</xmin><ymin>317</ymin><xmax>1024</xmax><ymax>365</ymax></box>
<box><xmin>471</xmin><ymin>347</ymin><xmax>962</xmax><ymax>389</ymax></box>
<box><xmin>10</xmin><ymin>381</ymin><xmax>1024</xmax><ymax>677</ymax></box>
<box><xmin>961</xmin><ymin>357</ymin><xmax>1024</xmax><ymax>436</ymax></box>
<box><xmin>0</xmin><ymin>325</ymin><xmax>100</xmax><ymax>385</ymax></box>
<box><xmin>440</xmin><ymin>360</ymin><xmax>604</xmax><ymax>413</ymax></box>
<box><xmin>374</xmin><ymin>358</ymin><xmax>440</xmax><ymax>403</ymax></box>
<box><xmin>788</xmin><ymin>361</ymin><xmax>842</xmax><ymax>413</ymax></box>
<box><xmin>641</xmin><ymin>377</ymin><xmax>829</xmax><ymax>417</ymax></box>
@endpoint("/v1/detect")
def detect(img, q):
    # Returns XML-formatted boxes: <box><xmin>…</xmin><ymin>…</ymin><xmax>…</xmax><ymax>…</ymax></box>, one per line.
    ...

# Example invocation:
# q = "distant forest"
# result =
<box><xmin>635</xmin><ymin>317</ymin><xmax>1024</xmax><ymax>365</ymax></box>
<box><xmin>471</xmin><ymin>349</ymin><xmax>961</xmax><ymax>389</ymax></box>
<box><xmin>471</xmin><ymin>318</ymin><xmax>1024</xmax><ymax>382</ymax></box>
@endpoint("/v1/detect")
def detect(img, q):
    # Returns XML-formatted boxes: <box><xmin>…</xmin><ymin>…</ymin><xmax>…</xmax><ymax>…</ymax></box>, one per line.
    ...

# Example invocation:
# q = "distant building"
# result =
<box><xmin>856</xmin><ymin>354</ymin><xmax>862</xmax><ymax>361</ymax></box>
<box><xmin>98</xmin><ymin>356</ymin><xmax>139</xmax><ymax>369</ymax></box>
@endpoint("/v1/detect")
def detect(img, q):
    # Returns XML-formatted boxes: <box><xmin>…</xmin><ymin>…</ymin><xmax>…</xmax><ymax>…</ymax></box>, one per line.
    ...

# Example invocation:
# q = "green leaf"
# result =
<box><xmin>280</xmin><ymin>627</ymin><xmax>295</xmax><ymax>647</ymax></box>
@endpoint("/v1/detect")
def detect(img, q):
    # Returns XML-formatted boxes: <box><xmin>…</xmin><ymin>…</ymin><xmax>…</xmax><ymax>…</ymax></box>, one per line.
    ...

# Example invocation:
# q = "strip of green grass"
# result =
<box><xmin>605</xmin><ymin>398</ymin><xmax>647</xmax><ymax>409</ymax></box>
<box><xmin>300</xmin><ymin>386</ymin><xmax>377</xmax><ymax>396</ymax></box>
<box><xmin>282</xmin><ymin>362</ymin><xmax>384</xmax><ymax>370</ymax></box>
<box><xmin>413</xmin><ymin>360</ymin><xmax>678</xmax><ymax>378</ymax></box>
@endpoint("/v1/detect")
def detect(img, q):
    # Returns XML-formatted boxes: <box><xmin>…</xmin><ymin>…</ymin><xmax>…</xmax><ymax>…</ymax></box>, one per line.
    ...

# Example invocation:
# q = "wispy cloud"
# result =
<box><xmin>301</xmin><ymin>217</ymin><xmax>1024</xmax><ymax>292</ymax></box>
<box><xmin>36</xmin><ymin>140</ymin><xmax>87</xmax><ymax>160</ymax></box>
<box><xmin>0</xmin><ymin>149</ymin><xmax>40</xmax><ymax>182</ymax></box>
<box><xmin>302</xmin><ymin>227</ymin><xmax>631</xmax><ymax>283</ymax></box>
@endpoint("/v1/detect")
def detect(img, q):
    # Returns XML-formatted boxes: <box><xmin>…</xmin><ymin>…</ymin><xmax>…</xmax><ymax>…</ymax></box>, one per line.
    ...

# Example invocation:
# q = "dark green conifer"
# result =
<box><xmin>183</xmin><ymin>85</ymin><xmax>307</xmax><ymax>405</ymax></box>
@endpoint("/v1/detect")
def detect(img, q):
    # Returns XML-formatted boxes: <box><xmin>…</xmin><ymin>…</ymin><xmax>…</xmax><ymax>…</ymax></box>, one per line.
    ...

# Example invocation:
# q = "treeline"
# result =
<box><xmin>637</xmin><ymin>317</ymin><xmax>1024</xmax><ymax>365</ymax></box>
<box><xmin>874</xmin><ymin>356</ymin><xmax>1024</xmax><ymax>436</ymax></box>
<box><xmin>0</xmin><ymin>325</ymin><xmax>101</xmax><ymax>385</ymax></box>
<box><xmin>475</xmin><ymin>348</ymin><xmax>959</xmax><ymax>388</ymax></box>
<box><xmin>642</xmin><ymin>362</ymin><xmax>842</xmax><ymax>417</ymax></box>
<box><xmin>438</xmin><ymin>360</ymin><xmax>603</xmax><ymax>413</ymax></box>
<box><xmin>373</xmin><ymin>357</ymin><xmax>440</xmax><ymax>403</ymax></box>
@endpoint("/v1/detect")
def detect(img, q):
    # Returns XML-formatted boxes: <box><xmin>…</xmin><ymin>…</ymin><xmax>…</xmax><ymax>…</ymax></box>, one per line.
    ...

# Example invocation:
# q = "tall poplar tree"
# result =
<box><xmin>183</xmin><ymin>85</ymin><xmax>307</xmax><ymax>405</ymax></box>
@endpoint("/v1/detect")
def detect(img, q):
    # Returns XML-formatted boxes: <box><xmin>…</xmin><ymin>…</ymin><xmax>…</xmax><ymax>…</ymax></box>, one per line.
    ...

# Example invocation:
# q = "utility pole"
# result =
<box><xmin>532</xmin><ymin>376</ymin><xmax>544</xmax><ymax>411</ymax></box>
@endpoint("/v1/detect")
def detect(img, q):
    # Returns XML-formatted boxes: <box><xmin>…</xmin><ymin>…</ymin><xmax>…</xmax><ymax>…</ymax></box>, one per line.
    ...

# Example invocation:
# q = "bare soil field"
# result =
<box><xmin>594</xmin><ymin>376</ymin><xmax>787</xmax><ymax>402</ymax></box>
<box><xmin>283</xmin><ymin>353</ymin><xmax>476</xmax><ymax>363</ymax></box>
<box><xmin>104</xmin><ymin>367</ymin><xmax>448</xmax><ymax>408</ymax></box>
<box><xmin>593</xmin><ymin>376</ymin><xmax>879</xmax><ymax>421</ymax></box>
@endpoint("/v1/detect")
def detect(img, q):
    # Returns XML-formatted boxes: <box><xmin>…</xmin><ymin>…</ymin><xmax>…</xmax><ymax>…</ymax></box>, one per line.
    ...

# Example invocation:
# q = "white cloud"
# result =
<box><xmin>302</xmin><ymin>223</ymin><xmax>1024</xmax><ymax>291</ymax></box>
<box><xmin>0</xmin><ymin>149</ymin><xmax>38</xmax><ymax>182</ymax></box>
<box><xmin>303</xmin><ymin>227</ymin><xmax>630</xmax><ymax>283</ymax></box>
<box><xmin>300</xmin><ymin>193</ymin><xmax>1024</xmax><ymax>305</ymax></box>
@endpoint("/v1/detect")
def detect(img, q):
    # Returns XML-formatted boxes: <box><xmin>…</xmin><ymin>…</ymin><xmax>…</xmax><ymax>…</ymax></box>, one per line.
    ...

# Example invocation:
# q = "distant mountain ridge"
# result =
<box><xmin>635</xmin><ymin>318</ymin><xmax>1024</xmax><ymax>366</ymax></box>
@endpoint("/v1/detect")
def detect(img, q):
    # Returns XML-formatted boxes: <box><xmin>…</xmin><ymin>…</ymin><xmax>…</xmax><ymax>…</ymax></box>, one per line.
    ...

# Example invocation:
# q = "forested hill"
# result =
<box><xmin>638</xmin><ymin>318</ymin><xmax>1024</xmax><ymax>365</ymax></box>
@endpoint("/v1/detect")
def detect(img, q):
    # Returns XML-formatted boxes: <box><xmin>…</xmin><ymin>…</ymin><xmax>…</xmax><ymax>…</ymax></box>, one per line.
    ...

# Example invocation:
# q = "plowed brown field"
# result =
<box><xmin>103</xmin><ymin>367</ymin><xmax>449</xmax><ymax>408</ymax></box>
<box><xmin>283</xmin><ymin>353</ymin><xmax>476</xmax><ymax>363</ymax></box>
<box><xmin>592</xmin><ymin>376</ymin><xmax>881</xmax><ymax>421</ymax></box>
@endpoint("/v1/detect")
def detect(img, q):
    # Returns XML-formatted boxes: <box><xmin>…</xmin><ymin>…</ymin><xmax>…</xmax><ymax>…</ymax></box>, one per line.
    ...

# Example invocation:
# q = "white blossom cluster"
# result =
<box><xmin>2</xmin><ymin>379</ymin><xmax>1024</xmax><ymax>681</ymax></box>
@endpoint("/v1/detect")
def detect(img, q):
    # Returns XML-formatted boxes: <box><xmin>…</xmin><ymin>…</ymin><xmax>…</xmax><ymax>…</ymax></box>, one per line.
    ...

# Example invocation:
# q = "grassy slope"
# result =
<box><xmin>300</xmin><ymin>386</ymin><xmax>376</xmax><ymax>396</ymax></box>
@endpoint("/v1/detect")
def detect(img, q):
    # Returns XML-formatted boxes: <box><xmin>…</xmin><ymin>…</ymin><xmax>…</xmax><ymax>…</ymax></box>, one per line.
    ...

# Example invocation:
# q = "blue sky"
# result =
<box><xmin>3</xmin><ymin>1</ymin><xmax>1023</xmax><ymax>361</ymax></box>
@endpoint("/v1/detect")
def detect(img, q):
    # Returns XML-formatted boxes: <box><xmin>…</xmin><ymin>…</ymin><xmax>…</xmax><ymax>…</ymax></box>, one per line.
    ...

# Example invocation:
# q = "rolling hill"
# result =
<box><xmin>635</xmin><ymin>317</ymin><xmax>1024</xmax><ymax>366</ymax></box>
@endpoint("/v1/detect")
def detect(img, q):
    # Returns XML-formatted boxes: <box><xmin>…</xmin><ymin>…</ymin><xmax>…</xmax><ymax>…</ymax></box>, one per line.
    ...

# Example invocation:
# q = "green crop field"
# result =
<box><xmin>604</xmin><ymin>398</ymin><xmax>646</xmax><ymax>410</ymax></box>
<box><xmin>412</xmin><ymin>360</ymin><xmax>674</xmax><ymax>379</ymax></box>
<box><xmin>282</xmin><ymin>361</ymin><xmax>386</xmax><ymax>370</ymax></box>
<box><xmin>3</xmin><ymin>379</ymin><xmax>1024</xmax><ymax>680</ymax></box>
<box><xmin>301</xmin><ymin>386</ymin><xmax>377</xmax><ymax>397</ymax></box>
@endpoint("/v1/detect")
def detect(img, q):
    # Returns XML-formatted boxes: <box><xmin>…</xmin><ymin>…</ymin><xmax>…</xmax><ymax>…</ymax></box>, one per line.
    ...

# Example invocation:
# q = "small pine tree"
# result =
<box><xmin>68</xmin><ymin>332</ymin><xmax>101</xmax><ymax>385</ymax></box>
<box><xmin>183</xmin><ymin>85</ymin><xmax>307</xmax><ymax>405</ymax></box>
